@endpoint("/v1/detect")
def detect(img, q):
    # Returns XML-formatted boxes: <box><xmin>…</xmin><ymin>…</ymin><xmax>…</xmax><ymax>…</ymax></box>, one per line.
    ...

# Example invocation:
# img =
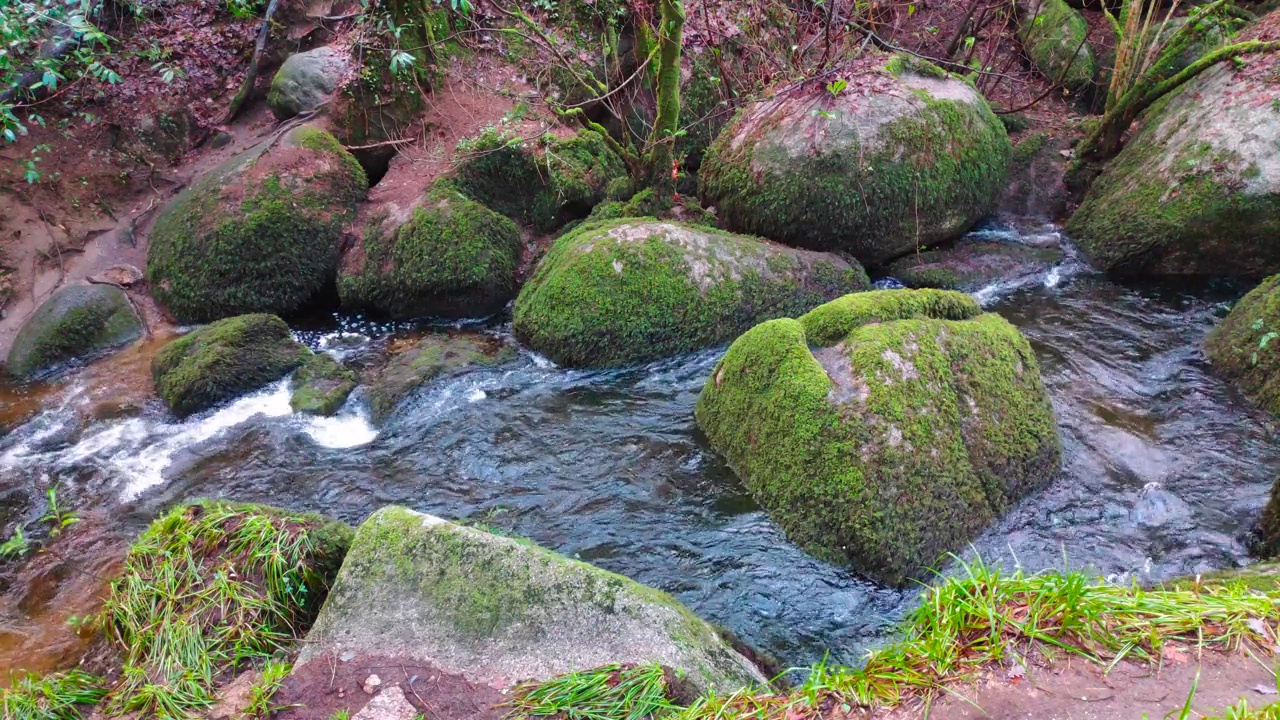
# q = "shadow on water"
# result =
<box><xmin>0</xmin><ymin>238</ymin><xmax>1277</xmax><ymax>678</ymax></box>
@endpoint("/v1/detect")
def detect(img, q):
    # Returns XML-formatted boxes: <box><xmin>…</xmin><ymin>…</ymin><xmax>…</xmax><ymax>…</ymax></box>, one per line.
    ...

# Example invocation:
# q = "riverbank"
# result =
<box><xmin>5</xmin><ymin>505</ymin><xmax>1280</xmax><ymax>719</ymax></box>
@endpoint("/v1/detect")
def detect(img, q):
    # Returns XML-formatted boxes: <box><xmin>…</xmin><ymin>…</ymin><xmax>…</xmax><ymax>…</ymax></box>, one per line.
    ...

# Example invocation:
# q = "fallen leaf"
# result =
<box><xmin>1253</xmin><ymin>684</ymin><xmax>1279</xmax><ymax>696</ymax></box>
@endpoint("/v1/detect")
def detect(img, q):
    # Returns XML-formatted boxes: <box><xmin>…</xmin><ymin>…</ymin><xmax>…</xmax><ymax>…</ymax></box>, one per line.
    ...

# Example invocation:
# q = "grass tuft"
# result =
<box><xmin>102</xmin><ymin>501</ymin><xmax>350</xmax><ymax>719</ymax></box>
<box><xmin>507</xmin><ymin>664</ymin><xmax>681</xmax><ymax>720</ymax></box>
<box><xmin>0</xmin><ymin>670</ymin><xmax>106</xmax><ymax>720</ymax></box>
<box><xmin>244</xmin><ymin>659</ymin><xmax>293</xmax><ymax>718</ymax></box>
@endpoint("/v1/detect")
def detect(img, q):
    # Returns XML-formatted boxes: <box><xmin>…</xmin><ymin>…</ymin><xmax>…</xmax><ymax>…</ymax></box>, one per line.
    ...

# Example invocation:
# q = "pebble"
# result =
<box><xmin>363</xmin><ymin>674</ymin><xmax>382</xmax><ymax>695</ymax></box>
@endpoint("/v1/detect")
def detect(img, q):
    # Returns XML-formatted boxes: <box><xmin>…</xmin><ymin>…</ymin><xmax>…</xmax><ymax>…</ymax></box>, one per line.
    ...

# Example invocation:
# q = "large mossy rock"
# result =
<box><xmin>268</xmin><ymin>47</ymin><xmax>350</xmax><ymax>120</ymax></box>
<box><xmin>297</xmin><ymin>506</ymin><xmax>766</xmax><ymax>692</ymax></box>
<box><xmin>6</xmin><ymin>284</ymin><xmax>142</xmax><ymax>379</ymax></box>
<box><xmin>695</xmin><ymin>290</ymin><xmax>1061</xmax><ymax>585</ymax></box>
<box><xmin>1067</xmin><ymin>17</ymin><xmax>1280</xmax><ymax>278</ymax></box>
<box><xmin>147</xmin><ymin>126</ymin><xmax>368</xmax><ymax>323</ymax></box>
<box><xmin>1016</xmin><ymin>0</ymin><xmax>1097</xmax><ymax>95</ymax></box>
<box><xmin>153</xmin><ymin>314</ymin><xmax>309</xmax><ymax>417</ymax></box>
<box><xmin>513</xmin><ymin>219</ymin><xmax>871</xmax><ymax>367</ymax></box>
<box><xmin>337</xmin><ymin>182</ymin><xmax>522</xmax><ymax>319</ymax></box>
<box><xmin>452</xmin><ymin>129</ymin><xmax>626</xmax><ymax>231</ymax></box>
<box><xmin>290</xmin><ymin>352</ymin><xmax>357</xmax><ymax>416</ymax></box>
<box><xmin>699</xmin><ymin>54</ymin><xmax>1010</xmax><ymax>266</ymax></box>
<box><xmin>1205</xmin><ymin>274</ymin><xmax>1280</xmax><ymax>415</ymax></box>
<box><xmin>369</xmin><ymin>333</ymin><xmax>517</xmax><ymax>421</ymax></box>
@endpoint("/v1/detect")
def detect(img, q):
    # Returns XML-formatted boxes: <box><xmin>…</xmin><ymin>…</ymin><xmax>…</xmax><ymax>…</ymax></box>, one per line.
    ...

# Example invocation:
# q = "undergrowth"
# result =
<box><xmin>101</xmin><ymin>501</ymin><xmax>351</xmax><ymax>719</ymax></box>
<box><xmin>508</xmin><ymin>557</ymin><xmax>1280</xmax><ymax>720</ymax></box>
<box><xmin>0</xmin><ymin>670</ymin><xmax>106</xmax><ymax>720</ymax></box>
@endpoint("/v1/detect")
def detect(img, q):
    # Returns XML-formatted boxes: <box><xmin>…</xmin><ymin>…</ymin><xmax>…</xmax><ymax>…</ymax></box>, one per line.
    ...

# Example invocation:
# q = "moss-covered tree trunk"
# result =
<box><xmin>646</xmin><ymin>0</ymin><xmax>685</xmax><ymax>202</ymax></box>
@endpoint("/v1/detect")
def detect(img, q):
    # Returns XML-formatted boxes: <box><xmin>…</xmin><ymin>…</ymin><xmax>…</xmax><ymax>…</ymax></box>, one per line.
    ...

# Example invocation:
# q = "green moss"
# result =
<box><xmin>6</xmin><ymin>285</ymin><xmax>142</xmax><ymax>378</ymax></box>
<box><xmin>696</xmin><ymin>291</ymin><xmax>1059</xmax><ymax>584</ymax></box>
<box><xmin>290</xmin><ymin>352</ymin><xmax>358</xmax><ymax>416</ymax></box>
<box><xmin>1011</xmin><ymin>130</ymin><xmax>1049</xmax><ymax>164</ymax></box>
<box><xmin>798</xmin><ymin>288</ymin><xmax>981</xmax><ymax>346</ymax></box>
<box><xmin>338</xmin><ymin>182</ymin><xmax>522</xmax><ymax>319</ymax></box>
<box><xmin>699</xmin><ymin>55</ymin><xmax>1011</xmax><ymax>266</ymax></box>
<box><xmin>1205</xmin><ymin>275</ymin><xmax>1280</xmax><ymax>416</ymax></box>
<box><xmin>1166</xmin><ymin>562</ymin><xmax>1280</xmax><ymax>593</ymax></box>
<box><xmin>452</xmin><ymin>128</ymin><xmax>626</xmax><ymax>232</ymax></box>
<box><xmin>512</xmin><ymin>219</ymin><xmax>871</xmax><ymax>367</ymax></box>
<box><xmin>369</xmin><ymin>333</ymin><xmax>517</xmax><ymax>420</ymax></box>
<box><xmin>153</xmin><ymin>314</ymin><xmax>309</xmax><ymax>417</ymax></box>
<box><xmin>146</xmin><ymin>127</ymin><xmax>367</xmax><ymax>323</ymax></box>
<box><xmin>1067</xmin><ymin>101</ymin><xmax>1280</xmax><ymax>277</ymax></box>
<box><xmin>1018</xmin><ymin>0</ymin><xmax>1096</xmax><ymax>94</ymax></box>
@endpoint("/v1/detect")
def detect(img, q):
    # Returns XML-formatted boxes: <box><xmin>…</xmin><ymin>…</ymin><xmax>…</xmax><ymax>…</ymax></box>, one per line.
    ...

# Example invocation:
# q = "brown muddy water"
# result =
<box><xmin>0</xmin><ymin>225</ymin><xmax>1275</xmax><ymax>681</ymax></box>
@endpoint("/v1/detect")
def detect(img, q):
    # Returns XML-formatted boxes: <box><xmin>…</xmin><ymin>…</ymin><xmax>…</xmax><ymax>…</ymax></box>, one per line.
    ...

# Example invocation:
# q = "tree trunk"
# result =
<box><xmin>646</xmin><ymin>0</ymin><xmax>685</xmax><ymax>202</ymax></box>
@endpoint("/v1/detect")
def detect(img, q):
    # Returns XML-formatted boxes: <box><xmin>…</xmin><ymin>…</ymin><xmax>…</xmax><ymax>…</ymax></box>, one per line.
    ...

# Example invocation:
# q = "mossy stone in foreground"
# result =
<box><xmin>1066</xmin><ymin>23</ymin><xmax>1280</xmax><ymax>278</ymax></box>
<box><xmin>290</xmin><ymin>352</ymin><xmax>357</xmax><ymax>416</ymax></box>
<box><xmin>698</xmin><ymin>54</ymin><xmax>1010</xmax><ymax>266</ymax></box>
<box><xmin>1016</xmin><ymin>0</ymin><xmax>1096</xmax><ymax>96</ymax></box>
<box><xmin>369</xmin><ymin>333</ymin><xmax>517</xmax><ymax>421</ymax></box>
<box><xmin>695</xmin><ymin>290</ymin><xmax>1060</xmax><ymax>585</ymax></box>
<box><xmin>451</xmin><ymin>128</ymin><xmax>626</xmax><ymax>231</ymax></box>
<box><xmin>296</xmin><ymin>506</ymin><xmax>765</xmax><ymax>692</ymax></box>
<box><xmin>6</xmin><ymin>284</ymin><xmax>142</xmax><ymax>378</ymax></box>
<box><xmin>1205</xmin><ymin>274</ymin><xmax>1280</xmax><ymax>416</ymax></box>
<box><xmin>513</xmin><ymin>219</ymin><xmax>871</xmax><ymax>367</ymax></box>
<box><xmin>153</xmin><ymin>314</ymin><xmax>309</xmax><ymax>417</ymax></box>
<box><xmin>146</xmin><ymin>126</ymin><xmax>368</xmax><ymax>323</ymax></box>
<box><xmin>337</xmin><ymin>182</ymin><xmax>522</xmax><ymax>319</ymax></box>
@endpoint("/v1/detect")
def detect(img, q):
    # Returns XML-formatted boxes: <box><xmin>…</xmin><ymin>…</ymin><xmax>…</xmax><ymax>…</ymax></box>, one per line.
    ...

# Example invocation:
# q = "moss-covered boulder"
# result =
<box><xmin>369</xmin><ymin>333</ymin><xmax>517</xmax><ymax>421</ymax></box>
<box><xmin>695</xmin><ymin>290</ymin><xmax>1061</xmax><ymax>585</ymax></box>
<box><xmin>6</xmin><ymin>284</ymin><xmax>142</xmax><ymax>379</ymax></box>
<box><xmin>268</xmin><ymin>46</ymin><xmax>350</xmax><ymax>120</ymax></box>
<box><xmin>513</xmin><ymin>219</ymin><xmax>871</xmax><ymax>367</ymax></box>
<box><xmin>297</xmin><ymin>507</ymin><xmax>766</xmax><ymax>692</ymax></box>
<box><xmin>337</xmin><ymin>182</ymin><xmax>522</xmax><ymax>319</ymax></box>
<box><xmin>1067</xmin><ymin>17</ymin><xmax>1280</xmax><ymax>278</ymax></box>
<box><xmin>699</xmin><ymin>54</ymin><xmax>1010</xmax><ymax>266</ymax></box>
<box><xmin>452</xmin><ymin>128</ymin><xmax>627</xmax><ymax>231</ymax></box>
<box><xmin>290</xmin><ymin>352</ymin><xmax>358</xmax><ymax>416</ymax></box>
<box><xmin>147</xmin><ymin>126</ymin><xmax>368</xmax><ymax>323</ymax></box>
<box><xmin>1205</xmin><ymin>274</ymin><xmax>1280</xmax><ymax>416</ymax></box>
<box><xmin>888</xmin><ymin>240</ymin><xmax>1064</xmax><ymax>292</ymax></box>
<box><xmin>153</xmin><ymin>314</ymin><xmax>309</xmax><ymax>417</ymax></box>
<box><xmin>1016</xmin><ymin>0</ymin><xmax>1097</xmax><ymax>96</ymax></box>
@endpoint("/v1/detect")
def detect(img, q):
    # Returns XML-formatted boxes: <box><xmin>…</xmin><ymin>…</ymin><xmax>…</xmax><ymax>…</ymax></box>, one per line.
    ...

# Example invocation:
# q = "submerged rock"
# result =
<box><xmin>297</xmin><ymin>506</ymin><xmax>766</xmax><ymax>692</ymax></box>
<box><xmin>147</xmin><ymin>126</ymin><xmax>367</xmax><ymax>323</ymax></box>
<box><xmin>695</xmin><ymin>290</ymin><xmax>1061</xmax><ymax>585</ymax></box>
<box><xmin>337</xmin><ymin>182</ymin><xmax>522</xmax><ymax>319</ymax></box>
<box><xmin>1067</xmin><ymin>15</ymin><xmax>1280</xmax><ymax>278</ymax></box>
<box><xmin>368</xmin><ymin>333</ymin><xmax>516</xmax><ymax>421</ymax></box>
<box><xmin>513</xmin><ymin>219</ymin><xmax>870</xmax><ymax>367</ymax></box>
<box><xmin>451</xmin><ymin>129</ymin><xmax>626</xmax><ymax>232</ymax></box>
<box><xmin>699</xmin><ymin>54</ymin><xmax>1010</xmax><ymax>266</ymax></box>
<box><xmin>1205</xmin><ymin>274</ymin><xmax>1280</xmax><ymax>415</ymax></box>
<box><xmin>268</xmin><ymin>46</ymin><xmax>350</xmax><ymax>120</ymax></box>
<box><xmin>152</xmin><ymin>314</ymin><xmax>309</xmax><ymax>417</ymax></box>
<box><xmin>6</xmin><ymin>284</ymin><xmax>142</xmax><ymax>379</ymax></box>
<box><xmin>887</xmin><ymin>240</ymin><xmax>1063</xmax><ymax>292</ymax></box>
<box><xmin>1016</xmin><ymin>0</ymin><xmax>1096</xmax><ymax>96</ymax></box>
<box><xmin>291</xmin><ymin>352</ymin><xmax>358</xmax><ymax>416</ymax></box>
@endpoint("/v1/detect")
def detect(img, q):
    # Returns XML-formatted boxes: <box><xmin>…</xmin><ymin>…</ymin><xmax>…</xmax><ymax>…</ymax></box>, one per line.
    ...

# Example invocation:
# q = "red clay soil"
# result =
<box><xmin>274</xmin><ymin>653</ymin><xmax>507</xmax><ymax>720</ymax></box>
<box><xmin>881</xmin><ymin>649</ymin><xmax>1280</xmax><ymax>719</ymax></box>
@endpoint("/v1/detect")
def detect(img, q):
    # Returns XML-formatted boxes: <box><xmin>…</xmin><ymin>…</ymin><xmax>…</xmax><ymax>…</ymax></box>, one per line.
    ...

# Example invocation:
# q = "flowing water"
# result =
<box><xmin>0</xmin><ymin>223</ymin><xmax>1276</xmax><ymax>679</ymax></box>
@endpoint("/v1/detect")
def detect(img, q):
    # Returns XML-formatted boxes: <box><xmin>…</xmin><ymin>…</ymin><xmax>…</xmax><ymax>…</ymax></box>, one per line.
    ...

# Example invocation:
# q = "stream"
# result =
<box><xmin>0</xmin><ymin>223</ymin><xmax>1275</xmax><ymax>680</ymax></box>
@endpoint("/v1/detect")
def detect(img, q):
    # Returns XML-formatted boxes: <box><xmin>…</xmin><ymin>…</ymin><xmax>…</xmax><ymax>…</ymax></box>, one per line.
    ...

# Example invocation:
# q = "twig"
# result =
<box><xmin>343</xmin><ymin>137</ymin><xmax>415</xmax><ymax>151</ymax></box>
<box><xmin>221</xmin><ymin>0</ymin><xmax>283</xmax><ymax>125</ymax></box>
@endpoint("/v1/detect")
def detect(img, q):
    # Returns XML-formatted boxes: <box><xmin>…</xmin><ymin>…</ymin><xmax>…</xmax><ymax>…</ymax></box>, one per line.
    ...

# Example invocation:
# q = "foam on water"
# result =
<box><xmin>0</xmin><ymin>377</ymin><xmax>379</xmax><ymax>500</ymax></box>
